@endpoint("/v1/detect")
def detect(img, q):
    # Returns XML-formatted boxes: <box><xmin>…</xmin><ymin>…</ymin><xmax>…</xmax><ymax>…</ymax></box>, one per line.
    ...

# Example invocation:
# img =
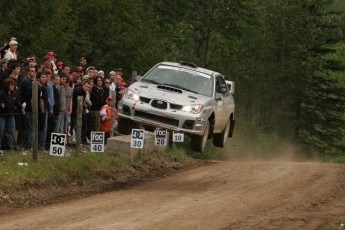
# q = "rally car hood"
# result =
<box><xmin>129</xmin><ymin>82</ymin><xmax>211</xmax><ymax>105</ymax></box>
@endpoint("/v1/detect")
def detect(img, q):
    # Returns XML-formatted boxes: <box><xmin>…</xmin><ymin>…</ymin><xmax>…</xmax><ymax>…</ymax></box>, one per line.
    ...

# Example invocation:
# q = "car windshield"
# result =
<box><xmin>141</xmin><ymin>65</ymin><xmax>213</xmax><ymax>97</ymax></box>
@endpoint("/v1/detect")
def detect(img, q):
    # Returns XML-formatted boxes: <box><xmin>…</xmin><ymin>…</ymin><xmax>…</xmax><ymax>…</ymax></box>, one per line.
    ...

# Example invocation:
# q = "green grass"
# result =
<box><xmin>0</xmin><ymin>150</ymin><xmax>131</xmax><ymax>191</ymax></box>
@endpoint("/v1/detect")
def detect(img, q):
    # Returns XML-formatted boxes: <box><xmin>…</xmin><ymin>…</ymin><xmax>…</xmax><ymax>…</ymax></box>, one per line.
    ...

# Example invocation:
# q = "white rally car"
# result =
<box><xmin>117</xmin><ymin>61</ymin><xmax>235</xmax><ymax>152</ymax></box>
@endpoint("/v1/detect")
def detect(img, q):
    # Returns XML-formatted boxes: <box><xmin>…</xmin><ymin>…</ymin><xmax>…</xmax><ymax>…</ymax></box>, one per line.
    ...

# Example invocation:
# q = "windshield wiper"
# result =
<box><xmin>162</xmin><ymin>83</ymin><xmax>198</xmax><ymax>94</ymax></box>
<box><xmin>141</xmin><ymin>79</ymin><xmax>160</xmax><ymax>85</ymax></box>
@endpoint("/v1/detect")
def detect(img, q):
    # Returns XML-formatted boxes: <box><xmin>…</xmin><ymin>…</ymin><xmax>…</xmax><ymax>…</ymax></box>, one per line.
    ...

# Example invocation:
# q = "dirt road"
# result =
<box><xmin>1</xmin><ymin>161</ymin><xmax>345</xmax><ymax>229</ymax></box>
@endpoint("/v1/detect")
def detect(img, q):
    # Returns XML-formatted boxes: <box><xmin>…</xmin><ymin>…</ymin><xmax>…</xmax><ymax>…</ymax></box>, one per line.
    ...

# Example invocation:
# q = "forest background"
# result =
<box><xmin>0</xmin><ymin>0</ymin><xmax>344</xmax><ymax>158</ymax></box>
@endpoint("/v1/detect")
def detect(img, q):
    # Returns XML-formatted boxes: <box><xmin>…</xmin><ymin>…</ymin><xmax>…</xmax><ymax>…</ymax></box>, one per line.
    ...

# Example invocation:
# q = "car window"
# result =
<box><xmin>143</xmin><ymin>65</ymin><xmax>213</xmax><ymax>97</ymax></box>
<box><xmin>216</xmin><ymin>76</ymin><xmax>230</xmax><ymax>97</ymax></box>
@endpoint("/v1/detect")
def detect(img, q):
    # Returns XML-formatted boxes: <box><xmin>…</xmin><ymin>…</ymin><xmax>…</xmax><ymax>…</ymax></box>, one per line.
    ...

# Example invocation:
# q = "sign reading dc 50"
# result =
<box><xmin>50</xmin><ymin>133</ymin><xmax>66</xmax><ymax>157</ymax></box>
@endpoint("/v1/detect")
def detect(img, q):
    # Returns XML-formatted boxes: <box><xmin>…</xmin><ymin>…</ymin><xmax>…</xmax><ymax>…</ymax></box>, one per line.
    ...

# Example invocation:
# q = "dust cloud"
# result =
<box><xmin>214</xmin><ymin>135</ymin><xmax>321</xmax><ymax>162</ymax></box>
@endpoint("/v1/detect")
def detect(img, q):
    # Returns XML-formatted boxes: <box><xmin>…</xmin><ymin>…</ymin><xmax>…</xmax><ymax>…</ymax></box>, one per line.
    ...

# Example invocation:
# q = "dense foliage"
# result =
<box><xmin>0</xmin><ymin>0</ymin><xmax>344</xmax><ymax>157</ymax></box>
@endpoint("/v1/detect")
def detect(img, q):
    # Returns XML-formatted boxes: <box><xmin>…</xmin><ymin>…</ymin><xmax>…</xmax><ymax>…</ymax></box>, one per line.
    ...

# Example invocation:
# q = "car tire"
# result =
<box><xmin>118</xmin><ymin>117</ymin><xmax>133</xmax><ymax>135</ymax></box>
<box><xmin>191</xmin><ymin>121</ymin><xmax>210</xmax><ymax>152</ymax></box>
<box><xmin>213</xmin><ymin>119</ymin><xmax>230</xmax><ymax>148</ymax></box>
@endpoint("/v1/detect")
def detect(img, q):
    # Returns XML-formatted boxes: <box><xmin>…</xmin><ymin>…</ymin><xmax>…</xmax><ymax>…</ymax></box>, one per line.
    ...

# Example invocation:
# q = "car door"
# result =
<box><xmin>214</xmin><ymin>76</ymin><xmax>231</xmax><ymax>132</ymax></box>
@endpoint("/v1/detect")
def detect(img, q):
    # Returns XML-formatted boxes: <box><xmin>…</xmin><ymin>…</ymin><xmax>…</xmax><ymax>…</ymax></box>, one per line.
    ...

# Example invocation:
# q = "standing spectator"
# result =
<box><xmin>69</xmin><ymin>67</ymin><xmax>82</xmax><ymax>88</ymax></box>
<box><xmin>59</xmin><ymin>74</ymin><xmax>72</xmax><ymax>139</ymax></box>
<box><xmin>4</xmin><ymin>40</ymin><xmax>18</xmax><ymax>61</ymax></box>
<box><xmin>90</xmin><ymin>76</ymin><xmax>107</xmax><ymax>136</ymax></box>
<box><xmin>56</xmin><ymin>62</ymin><xmax>64</xmax><ymax>73</ymax></box>
<box><xmin>0</xmin><ymin>58</ymin><xmax>8</xmax><ymax>74</ymax></box>
<box><xmin>62</xmin><ymin>65</ymin><xmax>71</xmax><ymax>77</ymax></box>
<box><xmin>43</xmin><ymin>69</ymin><xmax>54</xmax><ymax>149</ymax></box>
<box><xmin>0</xmin><ymin>61</ymin><xmax>21</xmax><ymax>92</ymax></box>
<box><xmin>71</xmin><ymin>80</ymin><xmax>92</xmax><ymax>144</ymax></box>
<box><xmin>98</xmin><ymin>70</ymin><xmax>105</xmax><ymax>79</ymax></box>
<box><xmin>0</xmin><ymin>78</ymin><xmax>20</xmax><ymax>152</ymax></box>
<box><xmin>103</xmin><ymin>78</ymin><xmax>111</xmax><ymax>98</ymax></box>
<box><xmin>74</xmin><ymin>75</ymin><xmax>82</xmax><ymax>88</ymax></box>
<box><xmin>99</xmin><ymin>96</ymin><xmax>113</xmax><ymax>142</ymax></box>
<box><xmin>19</xmin><ymin>66</ymin><xmax>36</xmax><ymax>149</ymax></box>
<box><xmin>8</xmin><ymin>62</ymin><xmax>21</xmax><ymax>82</ymax></box>
<box><xmin>28</xmin><ymin>54</ymin><xmax>37</xmax><ymax>65</ymax></box>
<box><xmin>115</xmin><ymin>68</ymin><xmax>124</xmax><ymax>78</ymax></box>
<box><xmin>52</xmin><ymin>74</ymin><xmax>63</xmax><ymax>132</ymax></box>
<box><xmin>36</xmin><ymin>71</ymin><xmax>48</xmax><ymax>150</ymax></box>
<box><xmin>79</xmin><ymin>57</ymin><xmax>87</xmax><ymax>71</ymax></box>
<box><xmin>109</xmin><ymin>74</ymin><xmax>123</xmax><ymax>109</ymax></box>
<box><xmin>85</xmin><ymin>66</ymin><xmax>96</xmax><ymax>82</ymax></box>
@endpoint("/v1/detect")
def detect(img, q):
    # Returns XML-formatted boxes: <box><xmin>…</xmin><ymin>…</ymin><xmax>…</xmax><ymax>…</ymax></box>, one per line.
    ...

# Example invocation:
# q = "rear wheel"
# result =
<box><xmin>117</xmin><ymin>117</ymin><xmax>133</xmax><ymax>135</ymax></box>
<box><xmin>191</xmin><ymin>121</ymin><xmax>210</xmax><ymax>152</ymax></box>
<box><xmin>213</xmin><ymin>120</ymin><xmax>230</xmax><ymax>148</ymax></box>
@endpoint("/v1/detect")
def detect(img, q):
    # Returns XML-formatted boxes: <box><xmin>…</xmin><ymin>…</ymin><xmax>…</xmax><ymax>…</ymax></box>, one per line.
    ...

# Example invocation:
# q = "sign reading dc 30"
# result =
<box><xmin>50</xmin><ymin>133</ymin><xmax>66</xmax><ymax>157</ymax></box>
<box><xmin>131</xmin><ymin>129</ymin><xmax>144</xmax><ymax>148</ymax></box>
<box><xmin>91</xmin><ymin>132</ymin><xmax>105</xmax><ymax>152</ymax></box>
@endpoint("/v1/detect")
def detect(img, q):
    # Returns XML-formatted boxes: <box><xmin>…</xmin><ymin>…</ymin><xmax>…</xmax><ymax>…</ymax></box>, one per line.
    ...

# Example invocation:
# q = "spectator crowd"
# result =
<box><xmin>0</xmin><ymin>37</ymin><xmax>128</xmax><ymax>153</ymax></box>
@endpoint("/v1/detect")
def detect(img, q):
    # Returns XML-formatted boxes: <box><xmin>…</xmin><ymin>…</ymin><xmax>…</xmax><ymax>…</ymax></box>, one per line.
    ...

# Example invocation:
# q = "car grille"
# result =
<box><xmin>135</xmin><ymin>111</ymin><xmax>179</xmax><ymax>127</ymax></box>
<box><xmin>151</xmin><ymin>99</ymin><xmax>167</xmax><ymax>109</ymax></box>
<box><xmin>139</xmin><ymin>97</ymin><xmax>183</xmax><ymax>110</ymax></box>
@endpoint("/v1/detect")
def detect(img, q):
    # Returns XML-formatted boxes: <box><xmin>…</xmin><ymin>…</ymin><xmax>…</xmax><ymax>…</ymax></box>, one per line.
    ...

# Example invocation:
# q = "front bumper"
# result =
<box><xmin>118</xmin><ymin>100</ymin><xmax>208</xmax><ymax>136</ymax></box>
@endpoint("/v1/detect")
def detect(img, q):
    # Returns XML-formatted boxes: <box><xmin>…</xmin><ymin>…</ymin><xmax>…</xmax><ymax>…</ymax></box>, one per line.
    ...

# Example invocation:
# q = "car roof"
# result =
<box><xmin>159</xmin><ymin>61</ymin><xmax>220</xmax><ymax>77</ymax></box>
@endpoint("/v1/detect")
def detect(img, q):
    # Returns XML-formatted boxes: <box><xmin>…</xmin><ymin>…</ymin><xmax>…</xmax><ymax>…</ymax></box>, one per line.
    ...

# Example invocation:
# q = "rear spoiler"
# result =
<box><xmin>225</xmin><ymin>80</ymin><xmax>235</xmax><ymax>94</ymax></box>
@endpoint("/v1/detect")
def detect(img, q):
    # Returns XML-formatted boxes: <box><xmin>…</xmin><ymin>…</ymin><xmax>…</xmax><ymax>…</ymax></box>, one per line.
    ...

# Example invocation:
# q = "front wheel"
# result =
<box><xmin>191</xmin><ymin>121</ymin><xmax>210</xmax><ymax>152</ymax></box>
<box><xmin>213</xmin><ymin>120</ymin><xmax>230</xmax><ymax>148</ymax></box>
<box><xmin>117</xmin><ymin>117</ymin><xmax>133</xmax><ymax>135</ymax></box>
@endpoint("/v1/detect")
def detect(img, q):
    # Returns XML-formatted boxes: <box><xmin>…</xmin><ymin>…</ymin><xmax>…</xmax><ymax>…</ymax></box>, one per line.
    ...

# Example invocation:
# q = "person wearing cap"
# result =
<box><xmin>56</xmin><ymin>61</ymin><xmax>64</xmax><ymax>72</ymax></box>
<box><xmin>108</xmin><ymin>70</ymin><xmax>116</xmax><ymax>93</ymax></box>
<box><xmin>86</xmin><ymin>66</ymin><xmax>96</xmax><ymax>80</ymax></box>
<box><xmin>99</xmin><ymin>95</ymin><xmax>113</xmax><ymax>141</ymax></box>
<box><xmin>4</xmin><ymin>40</ymin><xmax>18</xmax><ymax>61</ymax></box>
<box><xmin>98</xmin><ymin>70</ymin><xmax>105</xmax><ymax>79</ymax></box>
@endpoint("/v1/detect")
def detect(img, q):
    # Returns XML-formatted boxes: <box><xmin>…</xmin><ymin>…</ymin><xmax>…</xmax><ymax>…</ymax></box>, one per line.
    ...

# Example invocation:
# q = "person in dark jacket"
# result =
<box><xmin>0</xmin><ymin>78</ymin><xmax>20</xmax><ymax>152</ymax></box>
<box><xmin>71</xmin><ymin>80</ymin><xmax>91</xmax><ymax>144</ymax></box>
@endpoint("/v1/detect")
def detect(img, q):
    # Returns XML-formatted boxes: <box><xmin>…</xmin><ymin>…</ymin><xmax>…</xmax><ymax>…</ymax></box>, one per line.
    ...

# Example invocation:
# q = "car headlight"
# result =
<box><xmin>125</xmin><ymin>89</ymin><xmax>140</xmax><ymax>101</ymax></box>
<box><xmin>181</xmin><ymin>104</ymin><xmax>204</xmax><ymax>114</ymax></box>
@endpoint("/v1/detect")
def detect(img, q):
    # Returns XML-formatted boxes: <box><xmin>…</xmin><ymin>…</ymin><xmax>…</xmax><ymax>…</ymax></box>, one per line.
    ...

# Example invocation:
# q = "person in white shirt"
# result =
<box><xmin>4</xmin><ymin>40</ymin><xmax>18</xmax><ymax>61</ymax></box>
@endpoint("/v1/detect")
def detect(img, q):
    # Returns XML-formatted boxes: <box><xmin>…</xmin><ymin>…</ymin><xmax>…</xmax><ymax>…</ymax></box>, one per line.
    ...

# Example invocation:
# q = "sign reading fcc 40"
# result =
<box><xmin>91</xmin><ymin>132</ymin><xmax>105</xmax><ymax>153</ymax></box>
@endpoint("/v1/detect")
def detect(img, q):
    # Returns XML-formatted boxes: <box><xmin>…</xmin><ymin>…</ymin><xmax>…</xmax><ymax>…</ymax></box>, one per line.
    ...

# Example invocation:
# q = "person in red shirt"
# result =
<box><xmin>99</xmin><ymin>96</ymin><xmax>113</xmax><ymax>141</ymax></box>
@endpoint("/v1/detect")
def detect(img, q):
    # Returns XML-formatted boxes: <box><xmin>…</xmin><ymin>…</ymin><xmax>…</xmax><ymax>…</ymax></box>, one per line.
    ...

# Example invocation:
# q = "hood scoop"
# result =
<box><xmin>139</xmin><ymin>85</ymin><xmax>149</xmax><ymax>88</ymax></box>
<box><xmin>157</xmin><ymin>85</ymin><xmax>182</xmax><ymax>94</ymax></box>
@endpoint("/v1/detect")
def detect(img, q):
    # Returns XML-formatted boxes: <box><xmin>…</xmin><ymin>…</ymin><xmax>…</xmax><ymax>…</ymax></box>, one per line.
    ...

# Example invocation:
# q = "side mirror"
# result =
<box><xmin>225</xmin><ymin>80</ymin><xmax>235</xmax><ymax>94</ymax></box>
<box><xmin>135</xmin><ymin>75</ymin><xmax>143</xmax><ymax>82</ymax></box>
